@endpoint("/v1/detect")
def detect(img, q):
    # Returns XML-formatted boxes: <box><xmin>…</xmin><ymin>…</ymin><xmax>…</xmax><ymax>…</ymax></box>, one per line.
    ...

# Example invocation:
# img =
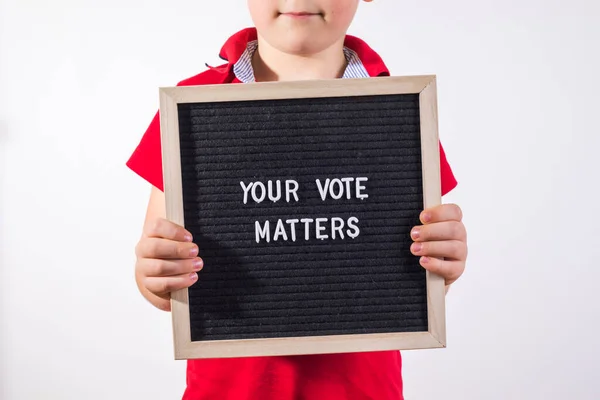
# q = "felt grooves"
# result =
<box><xmin>177</xmin><ymin>93</ymin><xmax>428</xmax><ymax>342</ymax></box>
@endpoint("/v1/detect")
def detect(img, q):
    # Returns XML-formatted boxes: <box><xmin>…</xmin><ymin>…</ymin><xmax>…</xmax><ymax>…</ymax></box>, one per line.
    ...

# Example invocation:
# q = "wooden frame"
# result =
<box><xmin>159</xmin><ymin>75</ymin><xmax>445</xmax><ymax>360</ymax></box>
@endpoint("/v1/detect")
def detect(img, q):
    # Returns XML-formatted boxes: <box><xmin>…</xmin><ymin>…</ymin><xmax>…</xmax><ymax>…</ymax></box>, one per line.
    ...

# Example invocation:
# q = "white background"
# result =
<box><xmin>1</xmin><ymin>0</ymin><xmax>599</xmax><ymax>399</ymax></box>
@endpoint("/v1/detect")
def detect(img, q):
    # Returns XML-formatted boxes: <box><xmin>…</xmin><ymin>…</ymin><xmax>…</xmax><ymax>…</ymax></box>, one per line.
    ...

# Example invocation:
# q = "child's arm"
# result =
<box><xmin>134</xmin><ymin>186</ymin><xmax>203</xmax><ymax>311</ymax></box>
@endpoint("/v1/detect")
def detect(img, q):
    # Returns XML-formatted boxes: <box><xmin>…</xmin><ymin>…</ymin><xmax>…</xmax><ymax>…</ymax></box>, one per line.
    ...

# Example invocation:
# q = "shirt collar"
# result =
<box><xmin>218</xmin><ymin>27</ymin><xmax>390</xmax><ymax>79</ymax></box>
<box><xmin>233</xmin><ymin>40</ymin><xmax>371</xmax><ymax>83</ymax></box>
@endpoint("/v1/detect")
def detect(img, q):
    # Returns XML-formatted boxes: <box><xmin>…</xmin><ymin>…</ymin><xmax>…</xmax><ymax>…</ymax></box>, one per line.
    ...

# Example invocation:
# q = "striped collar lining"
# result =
<box><xmin>233</xmin><ymin>40</ymin><xmax>370</xmax><ymax>83</ymax></box>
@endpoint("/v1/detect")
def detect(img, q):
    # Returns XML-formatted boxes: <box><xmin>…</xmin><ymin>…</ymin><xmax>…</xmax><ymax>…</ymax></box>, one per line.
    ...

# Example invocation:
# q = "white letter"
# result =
<box><xmin>341</xmin><ymin>177</ymin><xmax>354</xmax><ymax>199</ymax></box>
<box><xmin>315</xmin><ymin>218</ymin><xmax>328</xmax><ymax>240</ymax></box>
<box><xmin>286</xmin><ymin>180</ymin><xmax>299</xmax><ymax>202</ymax></box>
<box><xmin>329</xmin><ymin>178</ymin><xmax>344</xmax><ymax>200</ymax></box>
<box><xmin>347</xmin><ymin>217</ymin><xmax>360</xmax><ymax>239</ymax></box>
<box><xmin>268</xmin><ymin>180</ymin><xmax>281</xmax><ymax>203</ymax></box>
<box><xmin>286</xmin><ymin>219</ymin><xmax>299</xmax><ymax>242</ymax></box>
<box><xmin>252</xmin><ymin>182</ymin><xmax>266</xmax><ymax>203</ymax></box>
<box><xmin>331</xmin><ymin>217</ymin><xmax>345</xmax><ymax>240</ymax></box>
<box><xmin>356</xmin><ymin>177</ymin><xmax>369</xmax><ymax>200</ymax></box>
<box><xmin>255</xmin><ymin>220</ymin><xmax>270</xmax><ymax>243</ymax></box>
<box><xmin>273</xmin><ymin>219</ymin><xmax>288</xmax><ymax>241</ymax></box>
<box><xmin>300</xmin><ymin>218</ymin><xmax>314</xmax><ymax>240</ymax></box>
<box><xmin>240</xmin><ymin>181</ymin><xmax>253</xmax><ymax>204</ymax></box>
<box><xmin>315</xmin><ymin>178</ymin><xmax>330</xmax><ymax>201</ymax></box>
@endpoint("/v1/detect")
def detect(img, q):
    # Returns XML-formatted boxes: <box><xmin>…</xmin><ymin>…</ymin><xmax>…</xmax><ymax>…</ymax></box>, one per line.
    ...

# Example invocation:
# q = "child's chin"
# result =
<box><xmin>274</xmin><ymin>34</ymin><xmax>330</xmax><ymax>56</ymax></box>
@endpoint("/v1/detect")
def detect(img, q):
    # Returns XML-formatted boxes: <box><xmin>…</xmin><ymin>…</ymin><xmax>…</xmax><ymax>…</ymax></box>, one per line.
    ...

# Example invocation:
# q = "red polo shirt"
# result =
<box><xmin>127</xmin><ymin>27</ymin><xmax>457</xmax><ymax>400</ymax></box>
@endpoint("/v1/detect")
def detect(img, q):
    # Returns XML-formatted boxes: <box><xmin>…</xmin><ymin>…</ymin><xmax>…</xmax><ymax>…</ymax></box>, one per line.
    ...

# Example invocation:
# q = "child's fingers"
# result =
<box><xmin>420</xmin><ymin>203</ymin><xmax>463</xmax><ymax>224</ymax></box>
<box><xmin>143</xmin><ymin>273</ymin><xmax>199</xmax><ymax>296</ymax></box>
<box><xmin>410</xmin><ymin>240</ymin><xmax>466</xmax><ymax>261</ymax></box>
<box><xmin>144</xmin><ymin>217</ymin><xmax>193</xmax><ymax>242</ymax></box>
<box><xmin>411</xmin><ymin>221</ymin><xmax>466</xmax><ymax>242</ymax></box>
<box><xmin>419</xmin><ymin>256</ymin><xmax>464</xmax><ymax>285</ymax></box>
<box><xmin>139</xmin><ymin>257</ymin><xmax>203</xmax><ymax>278</ymax></box>
<box><xmin>136</xmin><ymin>237</ymin><xmax>199</xmax><ymax>260</ymax></box>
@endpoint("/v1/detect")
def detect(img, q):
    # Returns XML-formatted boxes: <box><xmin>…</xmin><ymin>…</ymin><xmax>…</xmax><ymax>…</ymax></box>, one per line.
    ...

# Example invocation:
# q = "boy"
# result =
<box><xmin>127</xmin><ymin>1</ymin><xmax>468</xmax><ymax>399</ymax></box>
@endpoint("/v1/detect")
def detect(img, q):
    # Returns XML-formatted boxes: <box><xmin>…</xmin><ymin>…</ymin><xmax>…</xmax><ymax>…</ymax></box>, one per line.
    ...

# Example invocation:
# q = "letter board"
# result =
<box><xmin>159</xmin><ymin>75</ymin><xmax>446</xmax><ymax>359</ymax></box>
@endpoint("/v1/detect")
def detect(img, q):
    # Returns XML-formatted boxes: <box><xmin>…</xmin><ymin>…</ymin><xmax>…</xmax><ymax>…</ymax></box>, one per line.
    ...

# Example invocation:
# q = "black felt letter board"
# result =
<box><xmin>161</xmin><ymin>76</ymin><xmax>445</xmax><ymax>358</ymax></box>
<box><xmin>177</xmin><ymin>93</ymin><xmax>427</xmax><ymax>342</ymax></box>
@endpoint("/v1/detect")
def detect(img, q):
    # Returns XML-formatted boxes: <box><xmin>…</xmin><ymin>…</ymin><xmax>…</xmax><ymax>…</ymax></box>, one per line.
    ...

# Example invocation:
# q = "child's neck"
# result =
<box><xmin>252</xmin><ymin>36</ymin><xmax>348</xmax><ymax>82</ymax></box>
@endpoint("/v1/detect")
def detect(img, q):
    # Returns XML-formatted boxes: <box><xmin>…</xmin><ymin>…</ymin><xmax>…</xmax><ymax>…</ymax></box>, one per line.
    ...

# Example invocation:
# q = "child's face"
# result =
<box><xmin>247</xmin><ymin>0</ymin><xmax>366</xmax><ymax>55</ymax></box>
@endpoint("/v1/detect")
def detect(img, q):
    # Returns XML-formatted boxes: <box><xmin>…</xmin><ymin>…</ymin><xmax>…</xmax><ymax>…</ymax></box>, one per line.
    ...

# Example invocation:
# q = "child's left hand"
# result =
<box><xmin>410</xmin><ymin>204</ymin><xmax>467</xmax><ymax>289</ymax></box>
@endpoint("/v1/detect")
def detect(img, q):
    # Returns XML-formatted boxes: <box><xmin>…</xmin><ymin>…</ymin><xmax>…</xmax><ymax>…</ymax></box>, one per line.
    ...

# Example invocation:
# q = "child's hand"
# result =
<box><xmin>410</xmin><ymin>204</ymin><xmax>467</xmax><ymax>288</ymax></box>
<box><xmin>134</xmin><ymin>218</ymin><xmax>203</xmax><ymax>310</ymax></box>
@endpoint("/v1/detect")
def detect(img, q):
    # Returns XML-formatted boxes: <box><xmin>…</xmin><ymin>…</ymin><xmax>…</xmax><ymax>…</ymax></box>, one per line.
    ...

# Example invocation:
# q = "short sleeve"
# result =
<box><xmin>439</xmin><ymin>142</ymin><xmax>458</xmax><ymax>196</ymax></box>
<box><xmin>126</xmin><ymin>111</ymin><xmax>164</xmax><ymax>192</ymax></box>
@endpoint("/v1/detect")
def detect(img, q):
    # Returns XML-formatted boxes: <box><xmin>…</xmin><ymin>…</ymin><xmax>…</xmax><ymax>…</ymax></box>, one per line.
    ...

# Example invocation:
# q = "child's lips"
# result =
<box><xmin>280</xmin><ymin>11</ymin><xmax>321</xmax><ymax>18</ymax></box>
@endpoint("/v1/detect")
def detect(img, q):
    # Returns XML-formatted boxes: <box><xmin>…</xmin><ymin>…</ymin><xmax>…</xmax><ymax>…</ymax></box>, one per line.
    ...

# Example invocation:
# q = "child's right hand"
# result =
<box><xmin>134</xmin><ymin>217</ymin><xmax>203</xmax><ymax>311</ymax></box>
